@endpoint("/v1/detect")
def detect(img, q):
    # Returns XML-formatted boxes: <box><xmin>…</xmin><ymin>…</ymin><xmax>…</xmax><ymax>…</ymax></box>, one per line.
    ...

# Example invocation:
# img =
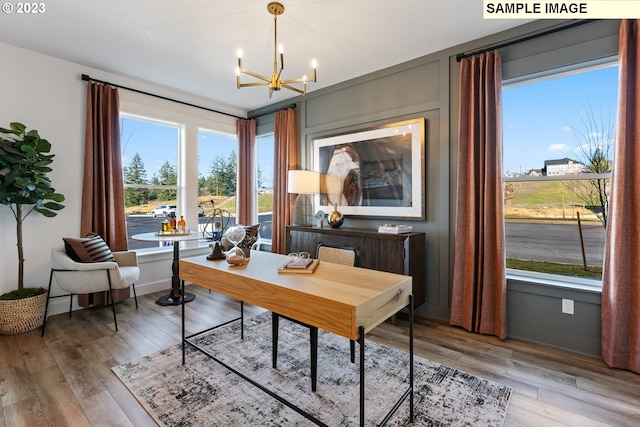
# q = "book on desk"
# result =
<box><xmin>277</xmin><ymin>258</ymin><xmax>320</xmax><ymax>274</ymax></box>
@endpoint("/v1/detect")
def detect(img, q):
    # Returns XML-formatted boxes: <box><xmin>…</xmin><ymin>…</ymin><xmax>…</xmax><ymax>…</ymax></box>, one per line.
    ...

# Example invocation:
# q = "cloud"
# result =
<box><xmin>560</xmin><ymin>125</ymin><xmax>571</xmax><ymax>132</ymax></box>
<box><xmin>547</xmin><ymin>143</ymin><xmax>569</xmax><ymax>152</ymax></box>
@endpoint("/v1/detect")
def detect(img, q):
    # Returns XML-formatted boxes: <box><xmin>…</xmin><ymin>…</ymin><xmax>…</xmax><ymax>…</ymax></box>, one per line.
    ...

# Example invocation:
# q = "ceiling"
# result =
<box><xmin>0</xmin><ymin>1</ymin><xmax>528</xmax><ymax>113</ymax></box>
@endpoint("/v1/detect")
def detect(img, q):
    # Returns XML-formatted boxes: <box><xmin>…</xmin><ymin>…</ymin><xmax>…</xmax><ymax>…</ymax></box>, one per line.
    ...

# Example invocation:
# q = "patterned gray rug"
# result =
<box><xmin>113</xmin><ymin>313</ymin><xmax>511</xmax><ymax>426</ymax></box>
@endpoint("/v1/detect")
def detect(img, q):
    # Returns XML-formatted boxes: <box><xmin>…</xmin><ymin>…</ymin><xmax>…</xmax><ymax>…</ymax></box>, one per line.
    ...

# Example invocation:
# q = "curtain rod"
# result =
<box><xmin>456</xmin><ymin>19</ymin><xmax>595</xmax><ymax>62</ymax></box>
<box><xmin>81</xmin><ymin>73</ymin><xmax>245</xmax><ymax>120</ymax></box>
<box><xmin>248</xmin><ymin>103</ymin><xmax>297</xmax><ymax>119</ymax></box>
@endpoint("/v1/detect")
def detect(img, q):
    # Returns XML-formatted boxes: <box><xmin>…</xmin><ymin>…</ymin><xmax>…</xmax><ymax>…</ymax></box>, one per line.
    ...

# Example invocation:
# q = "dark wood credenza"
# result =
<box><xmin>285</xmin><ymin>225</ymin><xmax>425</xmax><ymax>308</ymax></box>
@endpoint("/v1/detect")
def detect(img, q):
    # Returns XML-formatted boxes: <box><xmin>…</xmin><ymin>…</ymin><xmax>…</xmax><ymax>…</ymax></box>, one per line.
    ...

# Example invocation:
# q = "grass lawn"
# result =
<box><xmin>126</xmin><ymin>194</ymin><xmax>273</xmax><ymax>216</ymax></box>
<box><xmin>507</xmin><ymin>258</ymin><xmax>603</xmax><ymax>279</ymax></box>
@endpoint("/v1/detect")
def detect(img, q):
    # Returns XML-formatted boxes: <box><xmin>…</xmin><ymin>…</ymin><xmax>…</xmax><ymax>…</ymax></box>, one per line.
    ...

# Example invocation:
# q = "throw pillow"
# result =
<box><xmin>63</xmin><ymin>233</ymin><xmax>116</xmax><ymax>263</ymax></box>
<box><xmin>244</xmin><ymin>224</ymin><xmax>259</xmax><ymax>237</ymax></box>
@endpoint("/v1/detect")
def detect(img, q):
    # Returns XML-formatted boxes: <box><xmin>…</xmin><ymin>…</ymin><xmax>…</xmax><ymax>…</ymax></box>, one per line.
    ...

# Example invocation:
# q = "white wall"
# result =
<box><xmin>0</xmin><ymin>42</ymin><xmax>86</xmax><ymax>302</ymax></box>
<box><xmin>0</xmin><ymin>41</ymin><xmax>243</xmax><ymax>315</ymax></box>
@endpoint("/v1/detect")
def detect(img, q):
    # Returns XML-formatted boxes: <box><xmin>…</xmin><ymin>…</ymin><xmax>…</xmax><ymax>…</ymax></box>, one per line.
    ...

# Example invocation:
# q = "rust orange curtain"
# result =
<box><xmin>271</xmin><ymin>108</ymin><xmax>297</xmax><ymax>254</ymax></box>
<box><xmin>601</xmin><ymin>19</ymin><xmax>640</xmax><ymax>373</ymax></box>
<box><xmin>450</xmin><ymin>50</ymin><xmax>507</xmax><ymax>340</ymax></box>
<box><xmin>237</xmin><ymin>118</ymin><xmax>257</xmax><ymax>226</ymax></box>
<box><xmin>81</xmin><ymin>82</ymin><xmax>127</xmax><ymax>251</ymax></box>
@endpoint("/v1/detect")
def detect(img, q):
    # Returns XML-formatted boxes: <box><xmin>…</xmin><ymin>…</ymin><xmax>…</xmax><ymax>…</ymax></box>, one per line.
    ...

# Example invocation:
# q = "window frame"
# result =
<box><xmin>119</xmin><ymin>91</ymin><xmax>238</xmax><ymax>254</ymax></box>
<box><xmin>502</xmin><ymin>60</ymin><xmax>617</xmax><ymax>288</ymax></box>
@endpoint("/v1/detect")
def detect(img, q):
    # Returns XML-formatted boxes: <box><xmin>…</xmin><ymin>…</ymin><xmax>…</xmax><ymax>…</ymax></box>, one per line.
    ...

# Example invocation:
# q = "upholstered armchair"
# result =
<box><xmin>41</xmin><ymin>246</ymin><xmax>140</xmax><ymax>336</ymax></box>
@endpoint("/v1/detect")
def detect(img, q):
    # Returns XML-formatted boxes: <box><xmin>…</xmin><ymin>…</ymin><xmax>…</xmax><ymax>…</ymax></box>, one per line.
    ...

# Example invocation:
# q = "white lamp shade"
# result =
<box><xmin>288</xmin><ymin>170</ymin><xmax>320</xmax><ymax>194</ymax></box>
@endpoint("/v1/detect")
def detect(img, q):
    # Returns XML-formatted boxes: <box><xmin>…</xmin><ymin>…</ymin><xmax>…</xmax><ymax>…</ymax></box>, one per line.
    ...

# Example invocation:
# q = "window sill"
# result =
<box><xmin>506</xmin><ymin>269</ymin><xmax>602</xmax><ymax>294</ymax></box>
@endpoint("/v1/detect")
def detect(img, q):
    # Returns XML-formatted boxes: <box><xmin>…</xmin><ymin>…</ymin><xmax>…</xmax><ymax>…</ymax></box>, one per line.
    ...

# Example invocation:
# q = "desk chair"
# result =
<box><xmin>272</xmin><ymin>243</ymin><xmax>359</xmax><ymax>391</ymax></box>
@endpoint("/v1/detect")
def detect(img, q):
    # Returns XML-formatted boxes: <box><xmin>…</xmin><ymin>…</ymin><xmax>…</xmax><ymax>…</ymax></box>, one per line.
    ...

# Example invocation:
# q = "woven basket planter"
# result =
<box><xmin>0</xmin><ymin>291</ymin><xmax>48</xmax><ymax>335</ymax></box>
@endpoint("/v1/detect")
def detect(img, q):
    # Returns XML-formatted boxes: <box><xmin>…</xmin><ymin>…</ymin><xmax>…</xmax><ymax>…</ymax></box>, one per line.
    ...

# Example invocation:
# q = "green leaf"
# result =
<box><xmin>35</xmin><ymin>138</ymin><xmax>51</xmax><ymax>153</ymax></box>
<box><xmin>19</xmin><ymin>144</ymin><xmax>37</xmax><ymax>156</ymax></box>
<box><xmin>34</xmin><ymin>206</ymin><xmax>57</xmax><ymax>217</ymax></box>
<box><xmin>50</xmin><ymin>193</ymin><xmax>65</xmax><ymax>202</ymax></box>
<box><xmin>10</xmin><ymin>122</ymin><xmax>26</xmax><ymax>134</ymax></box>
<box><xmin>42</xmin><ymin>201</ymin><xmax>64</xmax><ymax>210</ymax></box>
<box><xmin>25</xmin><ymin>129</ymin><xmax>40</xmax><ymax>138</ymax></box>
<box><xmin>1</xmin><ymin>145</ymin><xmax>22</xmax><ymax>156</ymax></box>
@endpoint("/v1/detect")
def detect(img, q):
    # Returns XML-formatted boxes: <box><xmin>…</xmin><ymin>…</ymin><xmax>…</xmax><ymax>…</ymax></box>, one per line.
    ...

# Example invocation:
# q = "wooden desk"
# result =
<box><xmin>179</xmin><ymin>250</ymin><xmax>414</xmax><ymax>426</ymax></box>
<box><xmin>286</xmin><ymin>225</ymin><xmax>426</xmax><ymax>308</ymax></box>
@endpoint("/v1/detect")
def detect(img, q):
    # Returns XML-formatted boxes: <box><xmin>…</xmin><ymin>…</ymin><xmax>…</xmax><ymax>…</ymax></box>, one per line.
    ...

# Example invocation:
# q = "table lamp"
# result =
<box><xmin>288</xmin><ymin>170</ymin><xmax>320</xmax><ymax>226</ymax></box>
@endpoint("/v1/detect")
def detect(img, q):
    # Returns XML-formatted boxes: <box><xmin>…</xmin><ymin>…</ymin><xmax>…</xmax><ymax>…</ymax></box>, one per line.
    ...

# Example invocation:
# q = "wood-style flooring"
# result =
<box><xmin>0</xmin><ymin>285</ymin><xmax>638</xmax><ymax>426</ymax></box>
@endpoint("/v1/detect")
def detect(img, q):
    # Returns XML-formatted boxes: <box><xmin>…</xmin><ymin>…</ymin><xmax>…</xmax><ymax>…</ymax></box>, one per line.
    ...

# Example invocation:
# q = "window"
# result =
<box><xmin>256</xmin><ymin>134</ymin><xmax>274</xmax><ymax>248</ymax></box>
<box><xmin>121</xmin><ymin>114</ymin><xmax>180</xmax><ymax>250</ymax></box>
<box><xmin>198</xmin><ymin>129</ymin><xmax>238</xmax><ymax>240</ymax></box>
<box><xmin>502</xmin><ymin>63</ymin><xmax>617</xmax><ymax>283</ymax></box>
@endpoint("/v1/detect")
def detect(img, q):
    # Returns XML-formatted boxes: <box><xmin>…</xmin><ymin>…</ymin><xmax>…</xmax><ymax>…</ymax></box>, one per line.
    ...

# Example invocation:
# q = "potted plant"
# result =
<box><xmin>0</xmin><ymin>122</ymin><xmax>65</xmax><ymax>335</ymax></box>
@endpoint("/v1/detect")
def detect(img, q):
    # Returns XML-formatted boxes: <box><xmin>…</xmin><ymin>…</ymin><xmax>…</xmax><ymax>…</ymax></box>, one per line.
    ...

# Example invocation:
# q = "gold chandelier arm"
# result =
<box><xmin>240</xmin><ymin>69</ymin><xmax>272</xmax><ymax>83</ymax></box>
<box><xmin>281</xmin><ymin>77</ymin><xmax>314</xmax><ymax>84</ymax></box>
<box><xmin>280</xmin><ymin>83</ymin><xmax>305</xmax><ymax>95</ymax></box>
<box><xmin>238</xmin><ymin>81</ymin><xmax>272</xmax><ymax>88</ymax></box>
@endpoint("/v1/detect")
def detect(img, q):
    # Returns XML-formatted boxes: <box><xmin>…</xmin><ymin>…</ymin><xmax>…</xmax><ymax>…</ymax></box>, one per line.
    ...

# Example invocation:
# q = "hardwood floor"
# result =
<box><xmin>1</xmin><ymin>285</ymin><xmax>638</xmax><ymax>426</ymax></box>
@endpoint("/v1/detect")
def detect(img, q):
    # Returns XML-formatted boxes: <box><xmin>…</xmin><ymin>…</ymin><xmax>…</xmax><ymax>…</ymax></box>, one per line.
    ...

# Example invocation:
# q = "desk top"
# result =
<box><xmin>131</xmin><ymin>231</ymin><xmax>202</xmax><ymax>242</ymax></box>
<box><xmin>180</xmin><ymin>251</ymin><xmax>412</xmax><ymax>340</ymax></box>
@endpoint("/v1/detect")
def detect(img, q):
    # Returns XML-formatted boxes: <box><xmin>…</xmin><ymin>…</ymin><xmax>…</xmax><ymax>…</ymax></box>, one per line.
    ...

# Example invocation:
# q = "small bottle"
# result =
<box><xmin>169</xmin><ymin>213</ymin><xmax>176</xmax><ymax>231</ymax></box>
<box><xmin>177</xmin><ymin>215</ymin><xmax>186</xmax><ymax>232</ymax></box>
<box><xmin>162</xmin><ymin>213</ymin><xmax>170</xmax><ymax>232</ymax></box>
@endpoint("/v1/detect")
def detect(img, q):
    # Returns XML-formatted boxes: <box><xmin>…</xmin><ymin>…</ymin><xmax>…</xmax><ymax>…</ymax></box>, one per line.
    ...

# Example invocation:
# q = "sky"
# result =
<box><xmin>120</xmin><ymin>118</ymin><xmax>275</xmax><ymax>188</ymax></box>
<box><xmin>502</xmin><ymin>63</ymin><xmax>619</xmax><ymax>175</ymax></box>
<box><xmin>120</xmin><ymin>63</ymin><xmax>619</xmax><ymax>183</ymax></box>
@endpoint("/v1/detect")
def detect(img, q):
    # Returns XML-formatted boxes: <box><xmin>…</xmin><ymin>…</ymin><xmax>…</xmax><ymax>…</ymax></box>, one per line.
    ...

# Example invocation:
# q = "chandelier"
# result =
<box><xmin>236</xmin><ymin>2</ymin><xmax>317</xmax><ymax>98</ymax></box>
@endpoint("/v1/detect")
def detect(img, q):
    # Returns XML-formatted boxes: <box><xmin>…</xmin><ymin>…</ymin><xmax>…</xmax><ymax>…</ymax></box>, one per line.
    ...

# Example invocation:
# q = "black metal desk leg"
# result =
<box><xmin>181</xmin><ymin>278</ymin><xmax>186</xmax><ymax>365</ymax></box>
<box><xmin>311</xmin><ymin>327</ymin><xmax>318</xmax><ymax>392</ymax></box>
<box><xmin>410</xmin><ymin>294</ymin><xmax>415</xmax><ymax>422</ymax></box>
<box><xmin>359</xmin><ymin>325</ymin><xmax>365</xmax><ymax>427</ymax></box>
<box><xmin>241</xmin><ymin>301</ymin><xmax>244</xmax><ymax>339</ymax></box>
<box><xmin>272</xmin><ymin>312</ymin><xmax>279</xmax><ymax>368</ymax></box>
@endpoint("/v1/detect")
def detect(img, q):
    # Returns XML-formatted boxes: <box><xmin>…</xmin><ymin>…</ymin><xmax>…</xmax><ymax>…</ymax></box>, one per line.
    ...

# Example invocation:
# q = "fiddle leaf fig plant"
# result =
<box><xmin>0</xmin><ymin>122</ymin><xmax>65</xmax><ymax>292</ymax></box>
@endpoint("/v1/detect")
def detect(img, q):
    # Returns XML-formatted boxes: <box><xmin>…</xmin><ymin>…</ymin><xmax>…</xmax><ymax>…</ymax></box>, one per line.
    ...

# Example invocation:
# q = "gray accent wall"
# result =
<box><xmin>251</xmin><ymin>20</ymin><xmax>620</xmax><ymax>358</ymax></box>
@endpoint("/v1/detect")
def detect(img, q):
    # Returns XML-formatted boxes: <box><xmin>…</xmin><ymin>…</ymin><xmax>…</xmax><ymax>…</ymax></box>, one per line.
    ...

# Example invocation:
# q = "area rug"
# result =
<box><xmin>113</xmin><ymin>313</ymin><xmax>511</xmax><ymax>426</ymax></box>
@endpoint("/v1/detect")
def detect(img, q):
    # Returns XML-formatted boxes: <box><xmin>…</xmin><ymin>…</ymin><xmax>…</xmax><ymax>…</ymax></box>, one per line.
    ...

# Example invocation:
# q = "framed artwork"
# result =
<box><xmin>313</xmin><ymin>118</ymin><xmax>425</xmax><ymax>220</ymax></box>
